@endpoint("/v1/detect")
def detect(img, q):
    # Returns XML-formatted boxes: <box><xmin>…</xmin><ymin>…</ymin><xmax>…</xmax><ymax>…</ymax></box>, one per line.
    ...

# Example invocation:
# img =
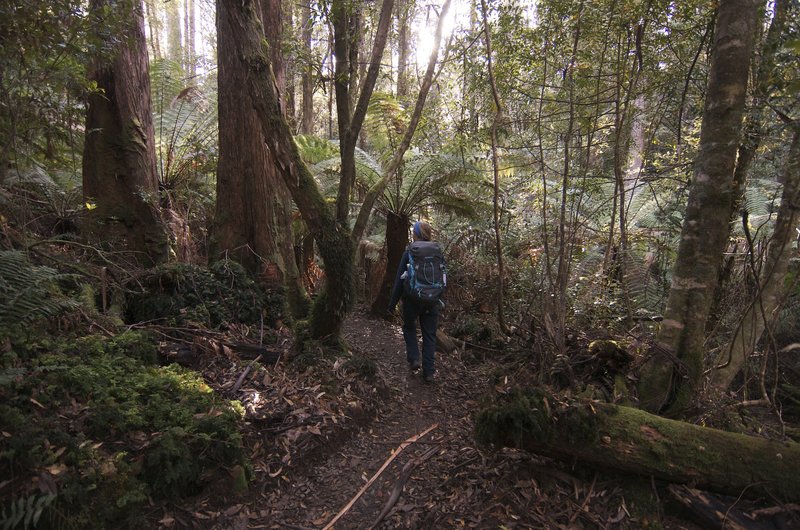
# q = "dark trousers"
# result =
<box><xmin>401</xmin><ymin>298</ymin><xmax>439</xmax><ymax>377</ymax></box>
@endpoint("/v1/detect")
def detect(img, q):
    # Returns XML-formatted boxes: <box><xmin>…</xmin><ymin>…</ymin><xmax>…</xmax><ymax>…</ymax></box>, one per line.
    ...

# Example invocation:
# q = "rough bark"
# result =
<box><xmin>220</xmin><ymin>0</ymin><xmax>352</xmax><ymax>339</ymax></box>
<box><xmin>82</xmin><ymin>0</ymin><xmax>166</xmax><ymax>266</ymax></box>
<box><xmin>476</xmin><ymin>390</ymin><xmax>800</xmax><ymax>502</ymax></box>
<box><xmin>637</xmin><ymin>0</ymin><xmax>760</xmax><ymax>415</ymax></box>
<box><xmin>214</xmin><ymin>0</ymin><xmax>306</xmax><ymax>316</ymax></box>
<box><xmin>370</xmin><ymin>212</ymin><xmax>409</xmax><ymax>316</ymax></box>
<box><xmin>714</xmin><ymin>131</ymin><xmax>800</xmax><ymax>389</ymax></box>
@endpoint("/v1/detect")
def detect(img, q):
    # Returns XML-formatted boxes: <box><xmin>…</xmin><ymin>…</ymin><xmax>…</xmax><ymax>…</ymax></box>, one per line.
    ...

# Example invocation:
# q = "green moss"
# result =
<box><xmin>0</xmin><ymin>337</ymin><xmax>246</xmax><ymax>527</ymax></box>
<box><xmin>125</xmin><ymin>260</ymin><xmax>274</xmax><ymax>329</ymax></box>
<box><xmin>343</xmin><ymin>354</ymin><xmax>378</xmax><ymax>381</ymax></box>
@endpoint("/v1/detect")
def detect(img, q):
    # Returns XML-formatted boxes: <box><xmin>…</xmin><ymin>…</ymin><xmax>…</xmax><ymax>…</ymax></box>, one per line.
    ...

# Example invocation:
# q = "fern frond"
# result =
<box><xmin>0</xmin><ymin>252</ymin><xmax>78</xmax><ymax>332</ymax></box>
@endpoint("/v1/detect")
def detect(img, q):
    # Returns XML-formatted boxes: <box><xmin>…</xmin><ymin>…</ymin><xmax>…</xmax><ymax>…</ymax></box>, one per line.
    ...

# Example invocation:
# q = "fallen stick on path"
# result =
<box><xmin>368</xmin><ymin>445</ymin><xmax>440</xmax><ymax>530</ymax></box>
<box><xmin>322</xmin><ymin>423</ymin><xmax>438</xmax><ymax>530</ymax></box>
<box><xmin>230</xmin><ymin>354</ymin><xmax>262</xmax><ymax>394</ymax></box>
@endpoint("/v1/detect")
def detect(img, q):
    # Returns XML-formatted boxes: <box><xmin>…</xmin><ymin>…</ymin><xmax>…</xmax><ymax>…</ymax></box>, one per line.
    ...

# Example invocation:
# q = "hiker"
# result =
<box><xmin>387</xmin><ymin>220</ymin><xmax>446</xmax><ymax>383</ymax></box>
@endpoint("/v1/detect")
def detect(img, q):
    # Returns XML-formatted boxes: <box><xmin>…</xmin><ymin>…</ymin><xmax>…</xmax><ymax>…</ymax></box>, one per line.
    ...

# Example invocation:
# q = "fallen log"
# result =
<box><xmin>475</xmin><ymin>389</ymin><xmax>800</xmax><ymax>502</ymax></box>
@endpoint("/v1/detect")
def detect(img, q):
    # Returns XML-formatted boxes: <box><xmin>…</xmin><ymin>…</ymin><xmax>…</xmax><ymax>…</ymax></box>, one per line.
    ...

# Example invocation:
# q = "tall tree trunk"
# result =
<box><xmin>331</xmin><ymin>0</ymin><xmax>395</xmax><ymax>226</ymax></box>
<box><xmin>637</xmin><ymin>0</ymin><xmax>760</xmax><ymax>415</ymax></box>
<box><xmin>166</xmin><ymin>0</ymin><xmax>182</xmax><ymax>65</ymax></box>
<box><xmin>184</xmin><ymin>0</ymin><xmax>196</xmax><ymax>77</ymax></box>
<box><xmin>143</xmin><ymin>0</ymin><xmax>161</xmax><ymax>59</ymax></box>
<box><xmin>214</xmin><ymin>0</ymin><xmax>307</xmax><ymax>317</ymax></box>
<box><xmin>220</xmin><ymin>0</ymin><xmax>353</xmax><ymax>340</ymax></box>
<box><xmin>300</xmin><ymin>0</ymin><xmax>314</xmax><ymax>135</ymax></box>
<box><xmin>395</xmin><ymin>2</ymin><xmax>412</xmax><ymax>101</ymax></box>
<box><xmin>83</xmin><ymin>0</ymin><xmax>166</xmax><ymax>266</ymax></box>
<box><xmin>714</xmin><ymin>131</ymin><xmax>800</xmax><ymax>390</ymax></box>
<box><xmin>480</xmin><ymin>0</ymin><xmax>508</xmax><ymax>333</ymax></box>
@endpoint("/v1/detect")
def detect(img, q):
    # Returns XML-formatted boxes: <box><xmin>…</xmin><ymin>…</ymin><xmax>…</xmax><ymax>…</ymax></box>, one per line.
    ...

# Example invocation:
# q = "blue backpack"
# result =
<box><xmin>404</xmin><ymin>241</ymin><xmax>446</xmax><ymax>305</ymax></box>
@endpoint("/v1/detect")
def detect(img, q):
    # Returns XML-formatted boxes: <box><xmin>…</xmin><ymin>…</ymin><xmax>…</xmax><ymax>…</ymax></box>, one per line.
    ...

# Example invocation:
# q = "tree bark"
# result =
<box><xmin>637</xmin><ymin>0</ymin><xmax>760</xmax><ymax>415</ymax></box>
<box><xmin>480</xmin><ymin>0</ymin><xmax>508</xmax><ymax>334</ymax></box>
<box><xmin>82</xmin><ymin>0</ymin><xmax>166</xmax><ymax>266</ymax></box>
<box><xmin>476</xmin><ymin>389</ymin><xmax>800</xmax><ymax>502</ymax></box>
<box><xmin>166</xmin><ymin>0</ymin><xmax>182</xmax><ymax>64</ymax></box>
<box><xmin>395</xmin><ymin>2</ymin><xmax>412</xmax><ymax>101</ymax></box>
<box><xmin>214</xmin><ymin>0</ymin><xmax>306</xmax><ymax>316</ymax></box>
<box><xmin>300</xmin><ymin>0</ymin><xmax>314</xmax><ymax>135</ymax></box>
<box><xmin>370</xmin><ymin>211</ymin><xmax>409</xmax><ymax>315</ymax></box>
<box><xmin>714</xmin><ymin>131</ymin><xmax>800</xmax><ymax>389</ymax></box>
<box><xmin>219</xmin><ymin>0</ymin><xmax>352</xmax><ymax>340</ymax></box>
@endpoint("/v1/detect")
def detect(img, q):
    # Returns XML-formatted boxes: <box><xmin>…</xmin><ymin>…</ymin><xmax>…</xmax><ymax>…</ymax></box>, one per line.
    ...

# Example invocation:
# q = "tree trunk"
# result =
<box><xmin>82</xmin><ymin>0</ymin><xmax>166</xmax><ymax>266</ymax></box>
<box><xmin>300</xmin><ymin>0</ymin><xmax>314</xmax><ymax>135</ymax></box>
<box><xmin>476</xmin><ymin>389</ymin><xmax>800</xmax><ymax>502</ymax></box>
<box><xmin>480</xmin><ymin>0</ymin><xmax>508</xmax><ymax>334</ymax></box>
<box><xmin>331</xmin><ymin>0</ymin><xmax>395</xmax><ymax>226</ymax></box>
<box><xmin>214</xmin><ymin>0</ymin><xmax>306</xmax><ymax>317</ymax></box>
<box><xmin>143</xmin><ymin>0</ymin><xmax>161</xmax><ymax>59</ymax></box>
<box><xmin>184</xmin><ymin>0</ymin><xmax>196</xmax><ymax>77</ymax></box>
<box><xmin>219</xmin><ymin>0</ymin><xmax>353</xmax><ymax>340</ymax></box>
<box><xmin>370</xmin><ymin>212</ymin><xmax>409</xmax><ymax>316</ymax></box>
<box><xmin>166</xmin><ymin>0</ymin><xmax>182</xmax><ymax>65</ymax></box>
<box><xmin>714</xmin><ymin>131</ymin><xmax>800</xmax><ymax>389</ymax></box>
<box><xmin>637</xmin><ymin>0</ymin><xmax>759</xmax><ymax>415</ymax></box>
<box><xmin>395</xmin><ymin>2</ymin><xmax>412</xmax><ymax>101</ymax></box>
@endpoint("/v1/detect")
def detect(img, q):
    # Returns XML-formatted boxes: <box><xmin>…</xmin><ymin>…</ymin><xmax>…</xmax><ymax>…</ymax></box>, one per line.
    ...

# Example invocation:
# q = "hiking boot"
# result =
<box><xmin>423</xmin><ymin>371</ymin><xmax>437</xmax><ymax>384</ymax></box>
<box><xmin>409</xmin><ymin>361</ymin><xmax>421</xmax><ymax>373</ymax></box>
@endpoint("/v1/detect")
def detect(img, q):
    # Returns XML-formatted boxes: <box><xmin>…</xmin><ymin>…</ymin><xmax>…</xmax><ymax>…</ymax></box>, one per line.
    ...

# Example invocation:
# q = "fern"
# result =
<box><xmin>0</xmin><ymin>493</ymin><xmax>57</xmax><ymax>530</ymax></box>
<box><xmin>0</xmin><ymin>251</ymin><xmax>78</xmax><ymax>332</ymax></box>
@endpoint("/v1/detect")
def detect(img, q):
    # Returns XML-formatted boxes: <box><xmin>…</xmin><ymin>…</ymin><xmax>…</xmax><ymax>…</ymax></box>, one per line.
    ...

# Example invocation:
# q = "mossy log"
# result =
<box><xmin>475</xmin><ymin>390</ymin><xmax>800</xmax><ymax>502</ymax></box>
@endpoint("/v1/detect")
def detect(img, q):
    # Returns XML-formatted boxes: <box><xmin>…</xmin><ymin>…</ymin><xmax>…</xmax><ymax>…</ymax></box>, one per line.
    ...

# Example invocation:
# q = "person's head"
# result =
<box><xmin>412</xmin><ymin>220</ymin><xmax>433</xmax><ymax>241</ymax></box>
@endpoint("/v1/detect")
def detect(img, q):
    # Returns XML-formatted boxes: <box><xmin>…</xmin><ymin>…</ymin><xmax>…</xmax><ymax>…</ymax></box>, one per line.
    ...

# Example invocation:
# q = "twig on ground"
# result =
<box><xmin>231</xmin><ymin>354</ymin><xmax>262</xmax><ymax>394</ymax></box>
<box><xmin>322</xmin><ymin>423</ymin><xmax>438</xmax><ymax>530</ymax></box>
<box><xmin>368</xmin><ymin>445</ymin><xmax>440</xmax><ymax>529</ymax></box>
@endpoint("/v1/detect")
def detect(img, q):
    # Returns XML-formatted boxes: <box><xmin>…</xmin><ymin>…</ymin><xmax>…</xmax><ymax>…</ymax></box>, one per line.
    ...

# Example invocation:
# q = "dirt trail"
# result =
<box><xmin>260</xmin><ymin>311</ymin><xmax>494</xmax><ymax>529</ymax></box>
<box><xmin>181</xmin><ymin>312</ymin><xmax>644</xmax><ymax>529</ymax></box>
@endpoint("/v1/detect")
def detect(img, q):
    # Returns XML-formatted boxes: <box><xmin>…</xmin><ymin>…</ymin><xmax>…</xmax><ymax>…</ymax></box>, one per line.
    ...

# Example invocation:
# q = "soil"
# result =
<box><xmin>163</xmin><ymin>311</ymin><xmax>701</xmax><ymax>530</ymax></box>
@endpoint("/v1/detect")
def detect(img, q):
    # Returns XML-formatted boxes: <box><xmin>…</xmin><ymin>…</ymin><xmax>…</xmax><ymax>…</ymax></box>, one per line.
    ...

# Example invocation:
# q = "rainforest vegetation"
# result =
<box><xmin>1</xmin><ymin>0</ymin><xmax>799</xmax><ymax>527</ymax></box>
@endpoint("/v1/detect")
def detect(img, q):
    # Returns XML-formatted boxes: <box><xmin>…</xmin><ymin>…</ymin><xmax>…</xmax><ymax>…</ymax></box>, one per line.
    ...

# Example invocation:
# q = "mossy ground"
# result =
<box><xmin>0</xmin><ymin>331</ymin><xmax>246</xmax><ymax>528</ymax></box>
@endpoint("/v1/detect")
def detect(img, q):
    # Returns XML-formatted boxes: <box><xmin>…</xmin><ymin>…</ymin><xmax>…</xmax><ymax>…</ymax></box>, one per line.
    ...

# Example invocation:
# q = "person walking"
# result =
<box><xmin>388</xmin><ymin>221</ymin><xmax>446</xmax><ymax>383</ymax></box>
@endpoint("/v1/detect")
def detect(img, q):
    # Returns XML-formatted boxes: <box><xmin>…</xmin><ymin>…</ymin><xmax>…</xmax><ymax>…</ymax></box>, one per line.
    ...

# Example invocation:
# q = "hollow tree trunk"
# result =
<box><xmin>476</xmin><ymin>389</ymin><xmax>800</xmax><ymax>502</ymax></box>
<box><xmin>83</xmin><ymin>0</ymin><xmax>167</xmax><ymax>266</ymax></box>
<box><xmin>637</xmin><ymin>0</ymin><xmax>759</xmax><ymax>415</ymax></box>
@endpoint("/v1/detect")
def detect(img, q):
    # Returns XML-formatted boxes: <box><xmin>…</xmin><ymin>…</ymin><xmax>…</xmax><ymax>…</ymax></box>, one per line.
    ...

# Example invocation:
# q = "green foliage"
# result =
<box><xmin>0</xmin><ymin>335</ymin><xmax>245</xmax><ymax>527</ymax></box>
<box><xmin>0</xmin><ymin>251</ymin><xmax>79</xmax><ymax>339</ymax></box>
<box><xmin>126</xmin><ymin>259</ymin><xmax>274</xmax><ymax>328</ymax></box>
<box><xmin>0</xmin><ymin>0</ymin><xmax>92</xmax><ymax>175</ymax></box>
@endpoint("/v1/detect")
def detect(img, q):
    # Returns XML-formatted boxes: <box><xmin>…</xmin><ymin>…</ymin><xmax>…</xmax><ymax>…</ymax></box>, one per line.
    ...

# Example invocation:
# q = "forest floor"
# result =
<box><xmin>163</xmin><ymin>310</ymin><xmax>700</xmax><ymax>530</ymax></box>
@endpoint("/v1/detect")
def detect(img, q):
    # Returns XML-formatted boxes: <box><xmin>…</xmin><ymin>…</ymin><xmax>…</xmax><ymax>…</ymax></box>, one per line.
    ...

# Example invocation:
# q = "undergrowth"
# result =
<box><xmin>1</xmin><ymin>333</ymin><xmax>246</xmax><ymax>529</ymax></box>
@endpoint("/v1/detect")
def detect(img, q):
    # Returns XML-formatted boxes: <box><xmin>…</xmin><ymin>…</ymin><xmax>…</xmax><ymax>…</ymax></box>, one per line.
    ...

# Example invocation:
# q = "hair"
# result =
<box><xmin>412</xmin><ymin>220</ymin><xmax>433</xmax><ymax>241</ymax></box>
